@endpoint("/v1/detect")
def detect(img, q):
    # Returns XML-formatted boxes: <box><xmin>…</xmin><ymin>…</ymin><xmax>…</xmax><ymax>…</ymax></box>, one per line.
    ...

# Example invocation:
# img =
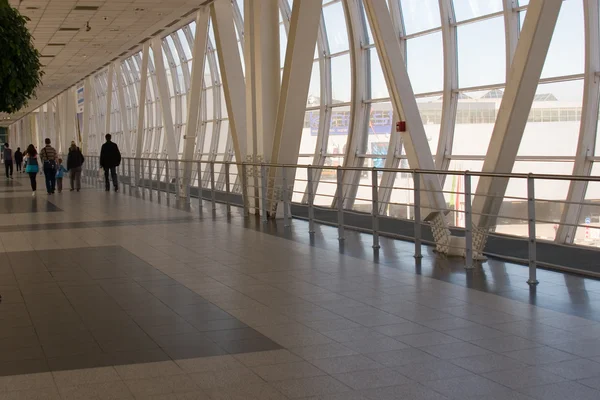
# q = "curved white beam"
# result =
<box><xmin>556</xmin><ymin>0</ymin><xmax>600</xmax><ymax>244</ymax></box>
<box><xmin>471</xmin><ymin>0</ymin><xmax>562</xmax><ymax>249</ymax></box>
<box><xmin>435</xmin><ymin>0</ymin><xmax>458</xmax><ymax>177</ymax></box>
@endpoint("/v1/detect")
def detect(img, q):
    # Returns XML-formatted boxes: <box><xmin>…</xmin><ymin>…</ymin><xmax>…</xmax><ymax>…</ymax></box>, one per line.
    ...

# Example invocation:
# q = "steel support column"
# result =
<box><xmin>116</xmin><ymin>62</ymin><xmax>132</xmax><ymax>156</ymax></box>
<box><xmin>82</xmin><ymin>77</ymin><xmax>92</xmax><ymax>154</ymax></box>
<box><xmin>557</xmin><ymin>0</ymin><xmax>600</xmax><ymax>244</ymax></box>
<box><xmin>211</xmin><ymin>0</ymin><xmax>248</xmax><ymax>161</ymax></box>
<box><xmin>363</xmin><ymin>0</ymin><xmax>450</xmax><ymax>252</ymax></box>
<box><xmin>182</xmin><ymin>8</ymin><xmax>210</xmax><ymax>197</ymax></box>
<box><xmin>245</xmin><ymin>0</ymin><xmax>280</xmax><ymax>215</ymax></box>
<box><xmin>339</xmin><ymin>0</ymin><xmax>369</xmax><ymax>209</ymax></box>
<box><xmin>435</xmin><ymin>0</ymin><xmax>458</xmax><ymax>178</ymax></box>
<box><xmin>105</xmin><ymin>65</ymin><xmax>114</xmax><ymax>143</ymax></box>
<box><xmin>151</xmin><ymin>37</ymin><xmax>178</xmax><ymax>161</ymax></box>
<box><xmin>471</xmin><ymin>0</ymin><xmax>562</xmax><ymax>253</ymax></box>
<box><xmin>135</xmin><ymin>43</ymin><xmax>150</xmax><ymax>186</ymax></box>
<box><xmin>269</xmin><ymin>0</ymin><xmax>322</xmax><ymax>211</ymax></box>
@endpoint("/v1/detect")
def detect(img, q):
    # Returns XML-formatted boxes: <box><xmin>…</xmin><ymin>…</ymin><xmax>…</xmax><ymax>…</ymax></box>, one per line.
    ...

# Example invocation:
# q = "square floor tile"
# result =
<box><xmin>424</xmin><ymin>375</ymin><xmax>513</xmax><ymax>400</ymax></box>
<box><xmin>333</xmin><ymin>368</ymin><xmax>411</xmax><ymax>390</ymax></box>
<box><xmin>271</xmin><ymin>376</ymin><xmax>351</xmax><ymax>399</ymax></box>
<box><xmin>542</xmin><ymin>358</ymin><xmax>600</xmax><ymax>380</ymax></box>
<box><xmin>311</xmin><ymin>355</ymin><xmax>383</xmax><ymax>375</ymax></box>
<box><xmin>518</xmin><ymin>381</ymin><xmax>600</xmax><ymax>400</ymax></box>
<box><xmin>483</xmin><ymin>367</ymin><xmax>567</xmax><ymax>389</ymax></box>
<box><xmin>395</xmin><ymin>360</ymin><xmax>472</xmax><ymax>383</ymax></box>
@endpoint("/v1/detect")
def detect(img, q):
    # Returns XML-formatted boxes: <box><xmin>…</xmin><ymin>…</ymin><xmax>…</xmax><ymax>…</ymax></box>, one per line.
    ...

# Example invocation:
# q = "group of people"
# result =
<box><xmin>2</xmin><ymin>134</ymin><xmax>122</xmax><ymax>196</ymax></box>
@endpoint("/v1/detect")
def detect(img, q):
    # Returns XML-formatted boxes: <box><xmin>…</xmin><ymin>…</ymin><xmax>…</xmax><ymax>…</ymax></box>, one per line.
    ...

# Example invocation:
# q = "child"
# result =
<box><xmin>56</xmin><ymin>158</ymin><xmax>67</xmax><ymax>193</ymax></box>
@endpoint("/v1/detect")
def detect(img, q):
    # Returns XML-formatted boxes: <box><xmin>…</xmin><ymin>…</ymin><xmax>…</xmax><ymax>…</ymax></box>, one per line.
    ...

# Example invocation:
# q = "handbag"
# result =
<box><xmin>98</xmin><ymin>168</ymin><xmax>104</xmax><ymax>182</ymax></box>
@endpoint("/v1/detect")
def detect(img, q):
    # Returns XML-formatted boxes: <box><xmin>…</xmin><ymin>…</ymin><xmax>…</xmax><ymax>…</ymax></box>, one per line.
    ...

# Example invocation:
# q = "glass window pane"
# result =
<box><xmin>327</xmin><ymin>106</ymin><xmax>351</xmax><ymax>155</ymax></box>
<box><xmin>307</xmin><ymin>60</ymin><xmax>320</xmax><ymax>106</ymax></box>
<box><xmin>331</xmin><ymin>54</ymin><xmax>351</xmax><ymax>103</ymax></box>
<box><xmin>400</xmin><ymin>0</ymin><xmax>441</xmax><ymax>34</ymax></box>
<box><xmin>202</xmin><ymin>122</ymin><xmax>213</xmax><ymax>153</ymax></box>
<box><xmin>453</xmin><ymin>0</ymin><xmax>503</xmax><ymax>22</ymax></box>
<box><xmin>541</xmin><ymin>0</ymin><xmax>584</xmax><ymax>78</ymax></box>
<box><xmin>407</xmin><ymin>31</ymin><xmax>443</xmax><ymax>94</ymax></box>
<box><xmin>366</xmin><ymin>103</ymin><xmax>393</xmax><ymax>158</ymax></box>
<box><xmin>520</xmin><ymin>79</ymin><xmax>583</xmax><ymax>156</ymax></box>
<box><xmin>369</xmin><ymin>48</ymin><xmax>389</xmax><ymax>99</ymax></box>
<box><xmin>458</xmin><ymin>16</ymin><xmax>505</xmax><ymax>87</ymax></box>
<box><xmin>177</xmin><ymin>29</ymin><xmax>192</xmax><ymax>61</ymax></box>
<box><xmin>323</xmin><ymin>1</ymin><xmax>349</xmax><ymax>54</ymax></box>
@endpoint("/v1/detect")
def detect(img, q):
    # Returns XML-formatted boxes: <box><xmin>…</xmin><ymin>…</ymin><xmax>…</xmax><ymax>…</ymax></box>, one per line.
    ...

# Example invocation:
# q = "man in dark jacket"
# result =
<box><xmin>100</xmin><ymin>134</ymin><xmax>121</xmax><ymax>192</ymax></box>
<box><xmin>67</xmin><ymin>144</ymin><xmax>85</xmax><ymax>192</ymax></box>
<box><xmin>14</xmin><ymin>148</ymin><xmax>23</xmax><ymax>173</ymax></box>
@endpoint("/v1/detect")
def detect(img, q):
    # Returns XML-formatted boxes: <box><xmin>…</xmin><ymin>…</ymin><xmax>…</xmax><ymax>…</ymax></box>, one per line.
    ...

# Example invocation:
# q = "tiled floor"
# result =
<box><xmin>1</xmin><ymin>174</ymin><xmax>600</xmax><ymax>399</ymax></box>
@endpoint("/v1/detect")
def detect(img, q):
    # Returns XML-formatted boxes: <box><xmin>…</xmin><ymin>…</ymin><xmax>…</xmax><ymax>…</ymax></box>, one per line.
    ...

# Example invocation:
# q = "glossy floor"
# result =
<box><xmin>1</xmin><ymin>174</ymin><xmax>600</xmax><ymax>399</ymax></box>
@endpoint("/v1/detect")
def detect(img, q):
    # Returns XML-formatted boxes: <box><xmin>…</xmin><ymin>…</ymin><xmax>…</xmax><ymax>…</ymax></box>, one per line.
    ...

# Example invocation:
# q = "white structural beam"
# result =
<box><xmin>503</xmin><ymin>0</ymin><xmax>520</xmax><ymax>74</ymax></box>
<box><xmin>435</xmin><ymin>0</ymin><xmax>458</xmax><ymax>178</ymax></box>
<box><xmin>135</xmin><ymin>43</ymin><xmax>150</xmax><ymax>184</ymax></box>
<box><xmin>115</xmin><ymin>61</ymin><xmax>132</xmax><ymax>156</ymax></box>
<box><xmin>245</xmin><ymin>0</ymin><xmax>280</xmax><ymax>213</ymax></box>
<box><xmin>471</xmin><ymin>0</ymin><xmax>562</xmax><ymax>246</ymax></box>
<box><xmin>65</xmin><ymin>87</ymin><xmax>77</xmax><ymax>151</ymax></box>
<box><xmin>557</xmin><ymin>0</ymin><xmax>600</xmax><ymax>244</ymax></box>
<box><xmin>105</xmin><ymin>65</ymin><xmax>114</xmax><ymax>143</ymax></box>
<box><xmin>363</xmin><ymin>0</ymin><xmax>448</xmax><ymax>218</ymax></box>
<box><xmin>339</xmin><ymin>0</ymin><xmax>369</xmax><ymax>209</ymax></box>
<box><xmin>211</xmin><ymin>0</ymin><xmax>247</xmax><ymax>161</ymax></box>
<box><xmin>82</xmin><ymin>77</ymin><xmax>92</xmax><ymax>154</ymax></box>
<box><xmin>151</xmin><ymin>37</ymin><xmax>178</xmax><ymax>161</ymax></box>
<box><xmin>269</xmin><ymin>0</ymin><xmax>322</xmax><ymax>210</ymax></box>
<box><xmin>182</xmin><ymin>8</ymin><xmax>209</xmax><ymax>196</ymax></box>
<box><xmin>244</xmin><ymin>0</ymin><xmax>280</xmax><ymax>162</ymax></box>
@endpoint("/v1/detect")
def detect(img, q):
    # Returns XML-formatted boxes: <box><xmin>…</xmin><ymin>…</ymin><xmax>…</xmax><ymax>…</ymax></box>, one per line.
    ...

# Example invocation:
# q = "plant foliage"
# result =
<box><xmin>0</xmin><ymin>0</ymin><xmax>44</xmax><ymax>113</ymax></box>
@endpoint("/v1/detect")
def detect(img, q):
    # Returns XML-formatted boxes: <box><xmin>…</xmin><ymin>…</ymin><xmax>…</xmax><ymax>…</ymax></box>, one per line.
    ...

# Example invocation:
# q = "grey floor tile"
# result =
<box><xmin>322</xmin><ymin>328</ymin><xmax>388</xmax><ymax>343</ymax></box>
<box><xmin>470</xmin><ymin>336</ymin><xmax>541</xmax><ymax>353</ymax></box>
<box><xmin>360</xmin><ymin>382</ymin><xmax>450</xmax><ymax>400</ymax></box>
<box><xmin>483</xmin><ymin>366</ymin><xmax>567</xmax><ymax>389</ymax></box>
<box><xmin>503</xmin><ymin>346</ymin><xmax>579</xmax><ymax>365</ymax></box>
<box><xmin>124</xmin><ymin>375</ymin><xmax>199</xmax><ymax>398</ymax></box>
<box><xmin>234</xmin><ymin>349</ymin><xmax>302</xmax><ymax>367</ymax></box>
<box><xmin>204</xmin><ymin>382</ymin><xmax>287</xmax><ymax>400</ymax></box>
<box><xmin>450</xmin><ymin>353</ymin><xmax>528</xmax><ymax>374</ymax></box>
<box><xmin>271</xmin><ymin>375</ymin><xmax>352</xmax><ymax>398</ymax></box>
<box><xmin>396</xmin><ymin>332</ymin><xmax>462</xmax><ymax>348</ymax></box>
<box><xmin>290</xmin><ymin>343</ymin><xmax>359</xmax><ymax>361</ymax></box>
<box><xmin>58</xmin><ymin>380</ymin><xmax>134</xmax><ymax>400</ymax></box>
<box><xmin>420</xmin><ymin>342</ymin><xmax>492</xmax><ymax>360</ymax></box>
<box><xmin>311</xmin><ymin>355</ymin><xmax>383</xmax><ymax>374</ymax></box>
<box><xmin>424</xmin><ymin>375</ymin><xmax>513</xmax><ymax>400</ymax></box>
<box><xmin>395</xmin><ymin>360</ymin><xmax>472</xmax><ymax>383</ymax></box>
<box><xmin>366</xmin><ymin>348</ymin><xmax>440</xmax><ymax>368</ymax></box>
<box><xmin>542</xmin><ymin>358</ymin><xmax>600</xmax><ymax>380</ymax></box>
<box><xmin>252</xmin><ymin>361</ymin><xmax>326</xmax><ymax>381</ymax></box>
<box><xmin>342</xmin><ymin>337</ymin><xmax>409</xmax><ymax>354</ymax></box>
<box><xmin>333</xmin><ymin>368</ymin><xmax>411</xmax><ymax>390</ymax></box>
<box><xmin>189</xmin><ymin>367</ymin><xmax>264</xmax><ymax>389</ymax></box>
<box><xmin>518</xmin><ymin>381</ymin><xmax>600</xmax><ymax>400</ymax></box>
<box><xmin>372</xmin><ymin>322</ymin><xmax>433</xmax><ymax>337</ymax></box>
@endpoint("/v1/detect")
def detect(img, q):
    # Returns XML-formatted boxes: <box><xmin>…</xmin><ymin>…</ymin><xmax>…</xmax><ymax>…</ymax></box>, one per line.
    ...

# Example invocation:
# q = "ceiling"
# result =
<box><xmin>1</xmin><ymin>0</ymin><xmax>206</xmax><ymax>127</ymax></box>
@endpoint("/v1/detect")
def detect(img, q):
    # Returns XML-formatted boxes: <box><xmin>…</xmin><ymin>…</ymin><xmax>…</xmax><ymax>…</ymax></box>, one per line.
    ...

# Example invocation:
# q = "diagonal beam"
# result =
<box><xmin>363</xmin><ymin>0</ymin><xmax>447</xmax><ymax>216</ymax></box>
<box><xmin>115</xmin><ymin>61</ymin><xmax>132</xmax><ymax>156</ymax></box>
<box><xmin>556</xmin><ymin>0</ymin><xmax>600</xmax><ymax>244</ymax></box>
<box><xmin>181</xmin><ymin>8</ymin><xmax>210</xmax><ymax>196</ymax></box>
<box><xmin>471</xmin><ymin>0</ymin><xmax>562</xmax><ymax>247</ymax></box>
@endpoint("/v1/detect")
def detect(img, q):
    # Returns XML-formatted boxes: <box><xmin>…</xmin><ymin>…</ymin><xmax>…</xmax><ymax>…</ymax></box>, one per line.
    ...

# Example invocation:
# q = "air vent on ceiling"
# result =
<box><xmin>59</xmin><ymin>27</ymin><xmax>80</xmax><ymax>32</ymax></box>
<box><xmin>47</xmin><ymin>43</ymin><xmax>66</xmax><ymax>46</ymax></box>
<box><xmin>25</xmin><ymin>6</ymin><xmax>39</xmax><ymax>10</ymax></box>
<box><xmin>140</xmin><ymin>37</ymin><xmax>151</xmax><ymax>44</ymax></box>
<box><xmin>150</xmin><ymin>29</ymin><xmax>164</xmax><ymax>36</ymax></box>
<box><xmin>128</xmin><ymin>45</ymin><xmax>137</xmax><ymax>51</ymax></box>
<box><xmin>181</xmin><ymin>8</ymin><xmax>200</xmax><ymax>19</ymax></box>
<box><xmin>40</xmin><ymin>55</ymin><xmax>55</xmax><ymax>58</ymax></box>
<box><xmin>166</xmin><ymin>19</ymin><xmax>181</xmax><ymax>28</ymax></box>
<box><xmin>118</xmin><ymin>52</ymin><xmax>127</xmax><ymax>57</ymax></box>
<box><xmin>73</xmin><ymin>6</ymin><xmax>100</xmax><ymax>11</ymax></box>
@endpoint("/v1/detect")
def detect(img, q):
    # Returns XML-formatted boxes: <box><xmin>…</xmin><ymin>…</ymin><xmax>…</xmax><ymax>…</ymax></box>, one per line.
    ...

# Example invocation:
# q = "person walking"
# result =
<box><xmin>3</xmin><ymin>143</ymin><xmax>13</xmax><ymax>179</ymax></box>
<box><xmin>67</xmin><ymin>143</ymin><xmax>84</xmax><ymax>192</ymax></box>
<box><xmin>24</xmin><ymin>144</ymin><xmax>39</xmax><ymax>197</ymax></box>
<box><xmin>56</xmin><ymin>159</ymin><xmax>67</xmax><ymax>193</ymax></box>
<box><xmin>14</xmin><ymin>147</ymin><xmax>23</xmax><ymax>173</ymax></box>
<box><xmin>40</xmin><ymin>138</ymin><xmax>57</xmax><ymax>195</ymax></box>
<box><xmin>99</xmin><ymin>134</ymin><xmax>121</xmax><ymax>192</ymax></box>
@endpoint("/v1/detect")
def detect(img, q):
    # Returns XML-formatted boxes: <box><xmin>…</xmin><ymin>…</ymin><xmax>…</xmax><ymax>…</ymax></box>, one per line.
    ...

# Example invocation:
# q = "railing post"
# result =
<box><xmin>527</xmin><ymin>174</ymin><xmax>539</xmax><ymax>285</ymax></box>
<box><xmin>210</xmin><ymin>161</ymin><xmax>216</xmax><ymax>211</ymax></box>
<box><xmin>141</xmin><ymin>159</ymin><xmax>147</xmax><ymax>200</ymax></box>
<box><xmin>225</xmin><ymin>163</ymin><xmax>231</xmax><ymax>215</ymax></box>
<box><xmin>413</xmin><ymin>171</ymin><xmax>422</xmax><ymax>259</ymax></box>
<box><xmin>128</xmin><ymin>158</ymin><xmax>132</xmax><ymax>195</ymax></box>
<box><xmin>307</xmin><ymin>165</ymin><xmax>315</xmax><ymax>234</ymax></box>
<box><xmin>464</xmin><ymin>171</ymin><xmax>473</xmax><ymax>269</ymax></box>
<box><xmin>121</xmin><ymin>160</ymin><xmax>125</xmax><ymax>193</ymax></box>
<box><xmin>372</xmin><ymin>168</ymin><xmax>380</xmax><ymax>249</ymax></box>
<box><xmin>156</xmin><ymin>159</ymin><xmax>161</xmax><ymax>204</ymax></box>
<box><xmin>282</xmin><ymin>166</ymin><xmax>290</xmax><ymax>228</ymax></box>
<box><xmin>186</xmin><ymin>183</ymin><xmax>191</xmax><ymax>205</ymax></box>
<box><xmin>337</xmin><ymin>167</ymin><xmax>344</xmax><ymax>241</ymax></box>
<box><xmin>175</xmin><ymin>159</ymin><xmax>180</xmax><ymax>199</ymax></box>
<box><xmin>241</xmin><ymin>162</ymin><xmax>249</xmax><ymax>217</ymax></box>
<box><xmin>165</xmin><ymin>159</ymin><xmax>171</xmax><ymax>206</ymax></box>
<box><xmin>260</xmin><ymin>164</ymin><xmax>268</xmax><ymax>223</ymax></box>
<box><xmin>197</xmin><ymin>161</ymin><xmax>203</xmax><ymax>212</ymax></box>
